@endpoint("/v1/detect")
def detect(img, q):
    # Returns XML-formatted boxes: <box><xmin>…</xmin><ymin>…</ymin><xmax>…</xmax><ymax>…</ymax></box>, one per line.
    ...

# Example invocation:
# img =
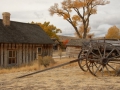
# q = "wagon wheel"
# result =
<box><xmin>78</xmin><ymin>49</ymin><xmax>88</xmax><ymax>71</ymax></box>
<box><xmin>86</xmin><ymin>42</ymin><xmax>120</xmax><ymax>76</ymax></box>
<box><xmin>78</xmin><ymin>42</ymin><xmax>89</xmax><ymax>72</ymax></box>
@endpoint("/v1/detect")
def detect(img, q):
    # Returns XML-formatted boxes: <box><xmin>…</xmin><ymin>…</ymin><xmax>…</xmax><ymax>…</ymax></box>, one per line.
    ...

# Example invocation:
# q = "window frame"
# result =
<box><xmin>8</xmin><ymin>50</ymin><xmax>16</xmax><ymax>64</ymax></box>
<box><xmin>37</xmin><ymin>47</ymin><xmax>42</xmax><ymax>56</ymax></box>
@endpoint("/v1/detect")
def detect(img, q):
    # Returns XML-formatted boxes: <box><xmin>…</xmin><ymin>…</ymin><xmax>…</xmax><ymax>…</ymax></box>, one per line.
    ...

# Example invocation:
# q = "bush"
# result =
<box><xmin>38</xmin><ymin>56</ymin><xmax>55</xmax><ymax>67</ymax></box>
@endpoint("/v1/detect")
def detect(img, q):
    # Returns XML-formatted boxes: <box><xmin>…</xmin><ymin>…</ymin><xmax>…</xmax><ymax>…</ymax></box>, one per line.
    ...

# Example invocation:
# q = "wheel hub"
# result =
<box><xmin>100</xmin><ymin>58</ymin><xmax>108</xmax><ymax>65</ymax></box>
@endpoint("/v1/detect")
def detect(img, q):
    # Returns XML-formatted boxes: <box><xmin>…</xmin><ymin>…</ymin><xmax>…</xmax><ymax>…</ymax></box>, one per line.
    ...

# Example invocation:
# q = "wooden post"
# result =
<box><xmin>33</xmin><ymin>44</ymin><xmax>35</xmax><ymax>60</ymax></box>
<box><xmin>31</xmin><ymin>44</ymin><xmax>33</xmax><ymax>61</ymax></box>
<box><xmin>48</xmin><ymin>45</ymin><xmax>50</xmax><ymax>56</ymax></box>
<box><xmin>50</xmin><ymin>45</ymin><xmax>53</xmax><ymax>56</ymax></box>
<box><xmin>26</xmin><ymin>44</ymin><xmax>28</xmax><ymax>64</ymax></box>
<box><xmin>19</xmin><ymin>44</ymin><xmax>22</xmax><ymax>64</ymax></box>
<box><xmin>16</xmin><ymin>44</ymin><xmax>19</xmax><ymax>65</ymax></box>
<box><xmin>23</xmin><ymin>44</ymin><xmax>26</xmax><ymax>64</ymax></box>
<box><xmin>4</xmin><ymin>44</ymin><xmax>7</xmax><ymax>67</ymax></box>
<box><xmin>0</xmin><ymin>44</ymin><xmax>3</xmax><ymax>66</ymax></box>
<box><xmin>29</xmin><ymin>44</ymin><xmax>32</xmax><ymax>61</ymax></box>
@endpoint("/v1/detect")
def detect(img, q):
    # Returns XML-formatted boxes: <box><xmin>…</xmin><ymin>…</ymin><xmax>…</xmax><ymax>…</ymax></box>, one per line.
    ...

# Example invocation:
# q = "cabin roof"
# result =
<box><xmin>58</xmin><ymin>35</ymin><xmax>77</xmax><ymax>42</ymax></box>
<box><xmin>0</xmin><ymin>19</ymin><xmax>54</xmax><ymax>44</ymax></box>
<box><xmin>66</xmin><ymin>39</ymin><xmax>89</xmax><ymax>46</ymax></box>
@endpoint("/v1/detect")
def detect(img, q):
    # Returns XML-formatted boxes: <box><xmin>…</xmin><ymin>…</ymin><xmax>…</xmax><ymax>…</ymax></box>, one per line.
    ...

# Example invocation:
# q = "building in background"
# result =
<box><xmin>66</xmin><ymin>39</ymin><xmax>88</xmax><ymax>58</ymax></box>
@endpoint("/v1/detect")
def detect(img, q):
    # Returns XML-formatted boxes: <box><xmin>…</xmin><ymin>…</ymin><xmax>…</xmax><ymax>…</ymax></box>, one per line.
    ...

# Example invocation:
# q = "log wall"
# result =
<box><xmin>66</xmin><ymin>46</ymin><xmax>81</xmax><ymax>58</ymax></box>
<box><xmin>0</xmin><ymin>43</ymin><xmax>53</xmax><ymax>67</ymax></box>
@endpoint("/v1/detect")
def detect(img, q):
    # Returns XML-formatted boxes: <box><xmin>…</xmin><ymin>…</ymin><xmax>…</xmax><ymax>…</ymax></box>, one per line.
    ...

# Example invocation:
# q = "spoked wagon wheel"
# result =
<box><xmin>78</xmin><ymin>42</ymin><xmax>89</xmax><ymax>72</ymax></box>
<box><xmin>86</xmin><ymin>42</ymin><xmax>120</xmax><ymax>76</ymax></box>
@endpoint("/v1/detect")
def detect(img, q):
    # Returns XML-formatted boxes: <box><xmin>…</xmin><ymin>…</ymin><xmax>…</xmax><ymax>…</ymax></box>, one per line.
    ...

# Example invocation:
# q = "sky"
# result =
<box><xmin>0</xmin><ymin>0</ymin><xmax>120</xmax><ymax>37</ymax></box>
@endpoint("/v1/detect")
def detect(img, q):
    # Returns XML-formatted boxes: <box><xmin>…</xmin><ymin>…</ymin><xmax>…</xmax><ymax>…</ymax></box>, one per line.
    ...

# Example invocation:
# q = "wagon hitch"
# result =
<box><xmin>16</xmin><ymin>58</ymin><xmax>79</xmax><ymax>78</ymax></box>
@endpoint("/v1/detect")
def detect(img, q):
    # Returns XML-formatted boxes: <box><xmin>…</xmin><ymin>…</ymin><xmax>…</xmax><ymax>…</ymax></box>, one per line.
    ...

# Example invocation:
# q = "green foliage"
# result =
<box><xmin>38</xmin><ymin>56</ymin><xmax>55</xmax><ymax>67</ymax></box>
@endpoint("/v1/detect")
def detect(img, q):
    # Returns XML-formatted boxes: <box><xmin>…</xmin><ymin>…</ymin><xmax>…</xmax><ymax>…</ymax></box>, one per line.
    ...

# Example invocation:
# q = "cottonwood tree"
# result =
<box><xmin>74</xmin><ymin>24</ymin><xmax>91</xmax><ymax>38</ymax></box>
<box><xmin>87</xmin><ymin>33</ymin><xmax>94</xmax><ymax>39</ymax></box>
<box><xmin>31</xmin><ymin>21</ymin><xmax>62</xmax><ymax>39</ymax></box>
<box><xmin>105</xmin><ymin>26</ymin><xmax>120</xmax><ymax>39</ymax></box>
<box><xmin>74</xmin><ymin>25</ymin><xmax>95</xmax><ymax>39</ymax></box>
<box><xmin>49</xmin><ymin>0</ymin><xmax>110</xmax><ymax>38</ymax></box>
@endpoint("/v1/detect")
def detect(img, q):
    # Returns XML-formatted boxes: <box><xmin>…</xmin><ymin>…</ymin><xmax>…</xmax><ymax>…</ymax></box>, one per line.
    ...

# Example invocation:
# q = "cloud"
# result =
<box><xmin>89</xmin><ymin>0</ymin><xmax>120</xmax><ymax>37</ymax></box>
<box><xmin>104</xmin><ymin>15</ymin><xmax>120</xmax><ymax>26</ymax></box>
<box><xmin>33</xmin><ymin>12</ymin><xmax>44</xmax><ymax>19</ymax></box>
<box><xmin>0</xmin><ymin>0</ymin><xmax>120</xmax><ymax>38</ymax></box>
<box><xmin>93</xmin><ymin>24</ymin><xmax>112</xmax><ymax>37</ymax></box>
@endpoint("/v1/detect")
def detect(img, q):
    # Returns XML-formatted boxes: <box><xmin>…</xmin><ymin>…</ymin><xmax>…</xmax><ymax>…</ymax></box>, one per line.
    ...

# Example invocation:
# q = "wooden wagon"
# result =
<box><xmin>78</xmin><ymin>39</ymin><xmax>120</xmax><ymax>76</ymax></box>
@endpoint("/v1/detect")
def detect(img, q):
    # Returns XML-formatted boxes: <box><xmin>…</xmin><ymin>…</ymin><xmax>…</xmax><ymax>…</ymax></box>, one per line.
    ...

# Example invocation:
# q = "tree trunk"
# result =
<box><xmin>73</xmin><ymin>25</ymin><xmax>82</xmax><ymax>38</ymax></box>
<box><xmin>83</xmin><ymin>29</ymin><xmax>87</xmax><ymax>39</ymax></box>
<box><xmin>82</xmin><ymin>22</ymin><xmax>87</xmax><ymax>39</ymax></box>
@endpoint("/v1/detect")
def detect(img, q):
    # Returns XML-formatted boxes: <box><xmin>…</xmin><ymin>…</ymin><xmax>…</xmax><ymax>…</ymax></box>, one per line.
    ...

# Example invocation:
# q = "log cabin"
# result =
<box><xmin>0</xmin><ymin>12</ymin><xmax>54</xmax><ymax>67</ymax></box>
<box><xmin>66</xmin><ymin>39</ymin><xmax>88</xmax><ymax>58</ymax></box>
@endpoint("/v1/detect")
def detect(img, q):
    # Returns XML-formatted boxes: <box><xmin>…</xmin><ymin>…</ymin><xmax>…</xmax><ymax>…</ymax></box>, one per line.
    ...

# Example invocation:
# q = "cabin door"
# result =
<box><xmin>8</xmin><ymin>50</ymin><xmax>16</xmax><ymax>65</ymax></box>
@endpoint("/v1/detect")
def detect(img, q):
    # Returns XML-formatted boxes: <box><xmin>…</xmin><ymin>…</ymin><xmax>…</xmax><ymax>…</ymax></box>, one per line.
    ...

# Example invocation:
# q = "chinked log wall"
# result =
<box><xmin>0</xmin><ymin>43</ymin><xmax>53</xmax><ymax>67</ymax></box>
<box><xmin>66</xmin><ymin>47</ymin><xmax>81</xmax><ymax>58</ymax></box>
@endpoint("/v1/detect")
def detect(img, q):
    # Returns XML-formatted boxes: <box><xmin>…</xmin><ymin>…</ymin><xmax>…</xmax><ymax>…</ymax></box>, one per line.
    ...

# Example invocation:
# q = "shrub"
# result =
<box><xmin>38</xmin><ymin>56</ymin><xmax>55</xmax><ymax>67</ymax></box>
<box><xmin>38</xmin><ymin>56</ymin><xmax>43</xmax><ymax>67</ymax></box>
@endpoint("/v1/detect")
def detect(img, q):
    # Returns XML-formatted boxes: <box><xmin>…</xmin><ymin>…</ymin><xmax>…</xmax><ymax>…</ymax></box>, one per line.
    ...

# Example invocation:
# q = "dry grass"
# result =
<box><xmin>0</xmin><ymin>60</ymin><xmax>39</xmax><ymax>74</ymax></box>
<box><xmin>0</xmin><ymin>56</ymin><xmax>56</xmax><ymax>74</ymax></box>
<box><xmin>0</xmin><ymin>55</ymin><xmax>77</xmax><ymax>74</ymax></box>
<box><xmin>1</xmin><ymin>56</ymin><xmax>120</xmax><ymax>89</ymax></box>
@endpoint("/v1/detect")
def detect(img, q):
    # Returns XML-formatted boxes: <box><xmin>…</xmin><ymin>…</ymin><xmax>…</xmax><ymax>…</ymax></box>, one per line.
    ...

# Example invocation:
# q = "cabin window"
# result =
<box><xmin>8</xmin><ymin>50</ymin><xmax>16</xmax><ymax>64</ymax></box>
<box><xmin>37</xmin><ymin>47</ymin><xmax>42</xmax><ymax>55</ymax></box>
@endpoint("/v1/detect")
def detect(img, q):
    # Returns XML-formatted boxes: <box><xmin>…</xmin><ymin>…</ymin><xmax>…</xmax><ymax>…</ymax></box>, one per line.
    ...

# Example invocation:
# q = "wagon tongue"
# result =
<box><xmin>16</xmin><ymin>58</ymin><xmax>79</xmax><ymax>78</ymax></box>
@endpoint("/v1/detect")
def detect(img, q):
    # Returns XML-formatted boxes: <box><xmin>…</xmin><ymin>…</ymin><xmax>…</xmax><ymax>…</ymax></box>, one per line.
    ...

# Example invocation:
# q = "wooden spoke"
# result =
<box><xmin>91</xmin><ymin>51</ymin><xmax>100</xmax><ymax>59</ymax></box>
<box><xmin>103</xmin><ymin>44</ymin><xmax>106</xmax><ymax>57</ymax></box>
<box><xmin>105</xmin><ymin>65</ymin><xmax>111</xmax><ymax>75</ymax></box>
<box><xmin>78</xmin><ymin>49</ymin><xmax>88</xmax><ymax>72</ymax></box>
<box><xmin>101</xmin><ymin>66</ymin><xmax>104</xmax><ymax>76</ymax></box>
<box><xmin>86</xmin><ymin>42</ymin><xmax>119</xmax><ymax>77</ymax></box>
<box><xmin>94</xmin><ymin>64</ymin><xmax>101</xmax><ymax>75</ymax></box>
<box><xmin>106</xmin><ymin>48</ymin><xmax>115</xmax><ymax>58</ymax></box>
<box><xmin>97</xmin><ymin>46</ymin><xmax>102</xmax><ymax>58</ymax></box>
<box><xmin>93</xmin><ymin>62</ymin><xmax>99</xmax><ymax>68</ymax></box>
<box><xmin>107</xmin><ymin>63</ymin><xmax>116</xmax><ymax>71</ymax></box>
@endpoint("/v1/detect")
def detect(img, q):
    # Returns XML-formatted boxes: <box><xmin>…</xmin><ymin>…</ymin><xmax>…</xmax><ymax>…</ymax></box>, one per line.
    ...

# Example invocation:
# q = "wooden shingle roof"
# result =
<box><xmin>0</xmin><ymin>19</ymin><xmax>54</xmax><ymax>44</ymax></box>
<box><xmin>58</xmin><ymin>35</ymin><xmax>77</xmax><ymax>42</ymax></box>
<box><xmin>67</xmin><ymin>39</ymin><xmax>89</xmax><ymax>46</ymax></box>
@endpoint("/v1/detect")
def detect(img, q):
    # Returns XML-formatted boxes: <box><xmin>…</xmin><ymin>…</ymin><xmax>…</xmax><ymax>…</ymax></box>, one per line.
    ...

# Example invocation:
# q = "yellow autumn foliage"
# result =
<box><xmin>49</xmin><ymin>0</ymin><xmax>110</xmax><ymax>38</ymax></box>
<box><xmin>31</xmin><ymin>21</ymin><xmax>62</xmax><ymax>39</ymax></box>
<box><xmin>105</xmin><ymin>26</ymin><xmax>120</xmax><ymax>39</ymax></box>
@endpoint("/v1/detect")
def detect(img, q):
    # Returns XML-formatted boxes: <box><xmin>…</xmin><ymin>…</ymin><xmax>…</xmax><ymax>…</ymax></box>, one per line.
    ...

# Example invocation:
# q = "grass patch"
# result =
<box><xmin>0</xmin><ymin>56</ymin><xmax>55</xmax><ymax>74</ymax></box>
